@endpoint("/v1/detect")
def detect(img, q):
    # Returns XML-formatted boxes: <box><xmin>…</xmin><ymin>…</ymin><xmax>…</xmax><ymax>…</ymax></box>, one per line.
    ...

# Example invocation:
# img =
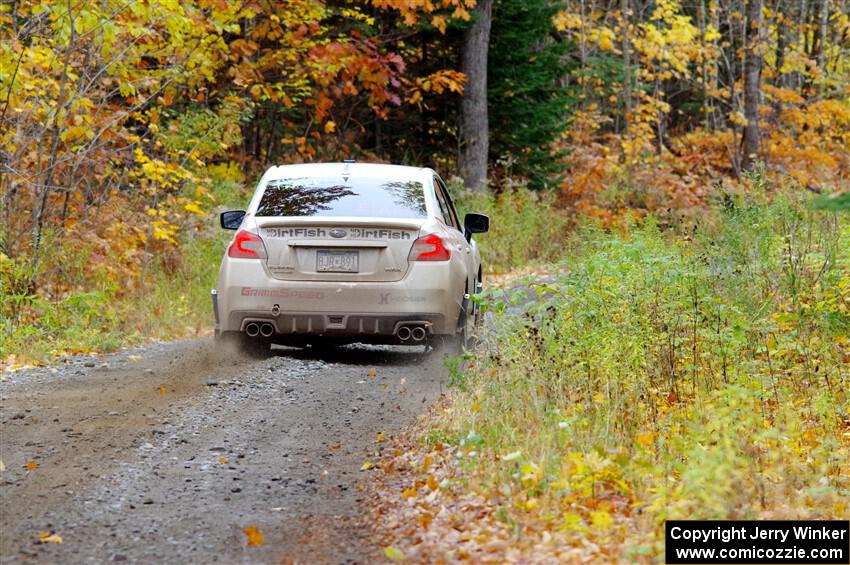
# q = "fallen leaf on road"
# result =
<box><xmin>401</xmin><ymin>487</ymin><xmax>417</xmax><ymax>499</ymax></box>
<box><xmin>384</xmin><ymin>546</ymin><xmax>405</xmax><ymax>561</ymax></box>
<box><xmin>25</xmin><ymin>461</ymin><xmax>38</xmax><ymax>471</ymax></box>
<box><xmin>421</xmin><ymin>455</ymin><xmax>433</xmax><ymax>472</ymax></box>
<box><xmin>217</xmin><ymin>456</ymin><xmax>229</xmax><ymax>464</ymax></box>
<box><xmin>128</xmin><ymin>355</ymin><xmax>142</xmax><ymax>361</ymax></box>
<box><xmin>427</xmin><ymin>474</ymin><xmax>438</xmax><ymax>491</ymax></box>
<box><xmin>375</xmin><ymin>431</ymin><xmax>385</xmax><ymax>442</ymax></box>
<box><xmin>360</xmin><ymin>460</ymin><xmax>374</xmax><ymax>471</ymax></box>
<box><xmin>367</xmin><ymin>368</ymin><xmax>377</xmax><ymax>377</ymax></box>
<box><xmin>243</xmin><ymin>525</ymin><xmax>264</xmax><ymax>546</ymax></box>
<box><xmin>158</xmin><ymin>386</ymin><xmax>166</xmax><ymax>395</ymax></box>
<box><xmin>36</xmin><ymin>532</ymin><xmax>63</xmax><ymax>544</ymax></box>
<box><xmin>0</xmin><ymin>459</ymin><xmax>5</xmax><ymax>472</ymax></box>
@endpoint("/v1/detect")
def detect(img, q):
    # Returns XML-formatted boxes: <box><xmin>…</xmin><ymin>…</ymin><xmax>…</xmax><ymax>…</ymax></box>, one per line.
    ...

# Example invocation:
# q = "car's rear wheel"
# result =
<box><xmin>219</xmin><ymin>331</ymin><xmax>270</xmax><ymax>358</ymax></box>
<box><xmin>471</xmin><ymin>274</ymin><xmax>484</xmax><ymax>340</ymax></box>
<box><xmin>445</xmin><ymin>276</ymin><xmax>482</xmax><ymax>353</ymax></box>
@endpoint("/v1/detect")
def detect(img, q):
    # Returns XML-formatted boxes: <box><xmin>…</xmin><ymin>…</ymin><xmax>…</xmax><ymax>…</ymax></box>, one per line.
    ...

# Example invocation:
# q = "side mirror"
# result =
<box><xmin>220</xmin><ymin>210</ymin><xmax>246</xmax><ymax>230</ymax></box>
<box><xmin>463</xmin><ymin>213</ymin><xmax>490</xmax><ymax>241</ymax></box>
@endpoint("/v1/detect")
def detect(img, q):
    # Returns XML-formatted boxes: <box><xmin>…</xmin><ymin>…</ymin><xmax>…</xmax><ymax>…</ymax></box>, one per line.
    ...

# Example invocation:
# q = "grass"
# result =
<box><xmin>438</xmin><ymin>190</ymin><xmax>850</xmax><ymax>558</ymax></box>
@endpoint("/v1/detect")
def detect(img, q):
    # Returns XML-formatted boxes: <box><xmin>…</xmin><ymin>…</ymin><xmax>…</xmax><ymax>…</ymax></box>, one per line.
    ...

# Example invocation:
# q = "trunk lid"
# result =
<box><xmin>255</xmin><ymin>217</ymin><xmax>423</xmax><ymax>282</ymax></box>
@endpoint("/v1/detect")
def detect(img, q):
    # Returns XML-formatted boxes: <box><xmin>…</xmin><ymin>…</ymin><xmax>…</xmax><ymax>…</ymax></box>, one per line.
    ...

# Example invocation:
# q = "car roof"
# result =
<box><xmin>265</xmin><ymin>162</ymin><xmax>433</xmax><ymax>182</ymax></box>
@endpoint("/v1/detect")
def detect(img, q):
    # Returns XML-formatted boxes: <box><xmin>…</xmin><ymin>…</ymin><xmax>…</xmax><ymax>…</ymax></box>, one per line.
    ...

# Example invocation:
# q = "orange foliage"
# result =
<box><xmin>560</xmin><ymin>99</ymin><xmax>850</xmax><ymax>227</ymax></box>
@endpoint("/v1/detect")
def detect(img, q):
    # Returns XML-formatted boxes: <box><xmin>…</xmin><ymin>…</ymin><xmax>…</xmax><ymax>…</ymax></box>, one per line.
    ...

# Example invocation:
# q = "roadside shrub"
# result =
<box><xmin>0</xmin><ymin>186</ymin><xmax>239</xmax><ymax>364</ymax></box>
<box><xmin>0</xmin><ymin>172</ymin><xmax>249</xmax><ymax>364</ymax></box>
<box><xmin>442</xmin><ymin>194</ymin><xmax>850</xmax><ymax>559</ymax></box>
<box><xmin>450</xmin><ymin>179</ymin><xmax>571</xmax><ymax>273</ymax></box>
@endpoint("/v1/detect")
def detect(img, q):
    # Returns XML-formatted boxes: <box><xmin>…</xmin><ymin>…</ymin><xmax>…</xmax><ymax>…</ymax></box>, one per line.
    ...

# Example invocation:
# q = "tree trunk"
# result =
<box><xmin>621</xmin><ymin>0</ymin><xmax>631</xmax><ymax>131</ymax></box>
<box><xmin>697</xmin><ymin>0</ymin><xmax>708</xmax><ymax>126</ymax></box>
<box><xmin>458</xmin><ymin>0</ymin><xmax>492</xmax><ymax>193</ymax></box>
<box><xmin>709</xmin><ymin>0</ymin><xmax>720</xmax><ymax>130</ymax></box>
<box><xmin>771</xmin><ymin>0</ymin><xmax>789</xmax><ymax>126</ymax></box>
<box><xmin>817</xmin><ymin>0</ymin><xmax>830</xmax><ymax>72</ymax></box>
<box><xmin>774</xmin><ymin>0</ymin><xmax>787</xmax><ymax>89</ymax></box>
<box><xmin>742</xmin><ymin>0</ymin><xmax>763</xmax><ymax>171</ymax></box>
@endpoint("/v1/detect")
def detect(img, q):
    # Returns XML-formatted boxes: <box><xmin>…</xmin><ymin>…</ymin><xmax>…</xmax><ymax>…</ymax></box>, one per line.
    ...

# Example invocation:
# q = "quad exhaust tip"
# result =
<box><xmin>397</xmin><ymin>326</ymin><xmax>412</xmax><ymax>341</ymax></box>
<box><xmin>245</xmin><ymin>322</ymin><xmax>260</xmax><ymax>337</ymax></box>
<box><xmin>259</xmin><ymin>323</ymin><xmax>275</xmax><ymax>338</ymax></box>
<box><xmin>411</xmin><ymin>326</ymin><xmax>426</xmax><ymax>341</ymax></box>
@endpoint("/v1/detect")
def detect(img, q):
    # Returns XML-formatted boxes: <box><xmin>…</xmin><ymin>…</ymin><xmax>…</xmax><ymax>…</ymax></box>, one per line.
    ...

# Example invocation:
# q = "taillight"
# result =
<box><xmin>408</xmin><ymin>233</ymin><xmax>451</xmax><ymax>261</ymax></box>
<box><xmin>228</xmin><ymin>230</ymin><xmax>267</xmax><ymax>259</ymax></box>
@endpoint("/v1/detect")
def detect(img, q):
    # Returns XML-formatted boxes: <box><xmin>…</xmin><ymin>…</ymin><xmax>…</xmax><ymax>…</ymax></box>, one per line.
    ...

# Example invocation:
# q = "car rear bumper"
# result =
<box><xmin>214</xmin><ymin>259</ymin><xmax>462</xmax><ymax>337</ymax></box>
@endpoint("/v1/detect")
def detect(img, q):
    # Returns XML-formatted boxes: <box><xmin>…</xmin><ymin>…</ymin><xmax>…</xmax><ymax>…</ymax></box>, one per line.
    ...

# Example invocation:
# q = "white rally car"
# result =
<box><xmin>212</xmin><ymin>162</ymin><xmax>489</xmax><ymax>355</ymax></box>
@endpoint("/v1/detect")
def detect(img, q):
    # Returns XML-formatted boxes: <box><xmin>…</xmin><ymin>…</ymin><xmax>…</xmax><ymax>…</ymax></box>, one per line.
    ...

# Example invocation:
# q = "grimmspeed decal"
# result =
<box><xmin>262</xmin><ymin>227</ymin><xmax>412</xmax><ymax>240</ymax></box>
<box><xmin>240</xmin><ymin>288</ymin><xmax>324</xmax><ymax>299</ymax></box>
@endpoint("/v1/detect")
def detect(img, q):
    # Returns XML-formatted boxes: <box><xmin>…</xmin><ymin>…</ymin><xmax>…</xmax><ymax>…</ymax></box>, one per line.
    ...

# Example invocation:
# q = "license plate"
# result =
<box><xmin>316</xmin><ymin>250</ymin><xmax>359</xmax><ymax>273</ymax></box>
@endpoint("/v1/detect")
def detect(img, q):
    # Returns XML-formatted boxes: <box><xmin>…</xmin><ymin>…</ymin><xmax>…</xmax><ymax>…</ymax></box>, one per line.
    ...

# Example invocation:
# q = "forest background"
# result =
<box><xmin>1</xmin><ymin>0</ymin><xmax>848</xmax><ymax>363</ymax></box>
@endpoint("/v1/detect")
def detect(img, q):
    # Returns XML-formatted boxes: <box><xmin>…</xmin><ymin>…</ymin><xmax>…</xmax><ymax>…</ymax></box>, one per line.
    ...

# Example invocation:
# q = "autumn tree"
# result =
<box><xmin>554</xmin><ymin>0</ymin><xmax>849</xmax><ymax>221</ymax></box>
<box><xmin>0</xmin><ymin>0</ymin><xmax>474</xmax><ymax>298</ymax></box>
<box><xmin>0</xmin><ymin>0</ymin><xmax>239</xmax><ymax>289</ymax></box>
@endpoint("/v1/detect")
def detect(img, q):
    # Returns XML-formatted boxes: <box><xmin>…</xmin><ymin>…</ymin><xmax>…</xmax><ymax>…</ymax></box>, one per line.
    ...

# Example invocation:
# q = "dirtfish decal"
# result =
<box><xmin>262</xmin><ymin>227</ymin><xmax>412</xmax><ymax>240</ymax></box>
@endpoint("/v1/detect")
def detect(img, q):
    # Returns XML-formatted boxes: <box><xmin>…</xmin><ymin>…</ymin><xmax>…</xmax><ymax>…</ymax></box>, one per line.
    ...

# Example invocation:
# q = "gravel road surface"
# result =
<box><xmin>0</xmin><ymin>340</ymin><xmax>448</xmax><ymax>564</ymax></box>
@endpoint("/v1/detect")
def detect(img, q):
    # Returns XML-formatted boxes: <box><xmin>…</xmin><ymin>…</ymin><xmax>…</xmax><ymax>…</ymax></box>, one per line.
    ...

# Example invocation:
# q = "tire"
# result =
<box><xmin>470</xmin><ymin>275</ymin><xmax>484</xmax><ymax>345</ymax></box>
<box><xmin>447</xmin><ymin>277</ymin><xmax>482</xmax><ymax>354</ymax></box>
<box><xmin>218</xmin><ymin>331</ymin><xmax>269</xmax><ymax>358</ymax></box>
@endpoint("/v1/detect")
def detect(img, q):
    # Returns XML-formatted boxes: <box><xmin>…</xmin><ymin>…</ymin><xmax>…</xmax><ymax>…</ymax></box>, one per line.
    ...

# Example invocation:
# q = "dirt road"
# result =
<box><xmin>0</xmin><ymin>340</ymin><xmax>447</xmax><ymax>564</ymax></box>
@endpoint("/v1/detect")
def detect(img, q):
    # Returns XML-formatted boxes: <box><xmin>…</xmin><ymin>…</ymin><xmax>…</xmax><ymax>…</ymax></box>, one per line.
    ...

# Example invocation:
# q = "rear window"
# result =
<box><xmin>255</xmin><ymin>177</ymin><xmax>427</xmax><ymax>219</ymax></box>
